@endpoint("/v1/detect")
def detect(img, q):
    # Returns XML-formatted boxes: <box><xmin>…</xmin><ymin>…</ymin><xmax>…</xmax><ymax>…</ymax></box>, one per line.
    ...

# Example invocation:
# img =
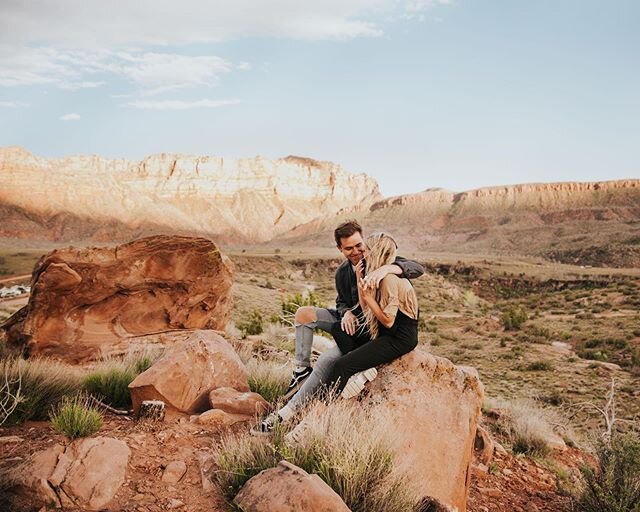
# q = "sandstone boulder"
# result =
<box><xmin>21</xmin><ymin>437</ymin><xmax>130</xmax><ymax>510</ymax></box>
<box><xmin>209</xmin><ymin>387</ymin><xmax>269</xmax><ymax>417</ymax></box>
<box><xmin>357</xmin><ymin>348</ymin><xmax>484</xmax><ymax>512</ymax></box>
<box><xmin>234</xmin><ymin>460</ymin><xmax>351</xmax><ymax>512</ymax></box>
<box><xmin>128</xmin><ymin>330</ymin><xmax>249</xmax><ymax>415</ymax></box>
<box><xmin>1</xmin><ymin>235</ymin><xmax>233</xmax><ymax>362</ymax></box>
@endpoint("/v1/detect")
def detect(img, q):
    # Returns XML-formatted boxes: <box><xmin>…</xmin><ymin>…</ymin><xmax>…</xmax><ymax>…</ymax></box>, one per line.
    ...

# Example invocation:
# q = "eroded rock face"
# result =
<box><xmin>2</xmin><ymin>235</ymin><xmax>233</xmax><ymax>362</ymax></box>
<box><xmin>358</xmin><ymin>348</ymin><xmax>484</xmax><ymax>512</ymax></box>
<box><xmin>128</xmin><ymin>330</ymin><xmax>249</xmax><ymax>416</ymax></box>
<box><xmin>21</xmin><ymin>437</ymin><xmax>130</xmax><ymax>511</ymax></box>
<box><xmin>0</xmin><ymin>147</ymin><xmax>381</xmax><ymax>243</ymax></box>
<box><xmin>234</xmin><ymin>460</ymin><xmax>351</xmax><ymax>512</ymax></box>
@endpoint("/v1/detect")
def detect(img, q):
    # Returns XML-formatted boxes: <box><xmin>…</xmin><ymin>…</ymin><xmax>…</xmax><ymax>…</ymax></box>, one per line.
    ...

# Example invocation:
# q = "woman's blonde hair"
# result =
<box><xmin>362</xmin><ymin>232</ymin><xmax>398</xmax><ymax>339</ymax></box>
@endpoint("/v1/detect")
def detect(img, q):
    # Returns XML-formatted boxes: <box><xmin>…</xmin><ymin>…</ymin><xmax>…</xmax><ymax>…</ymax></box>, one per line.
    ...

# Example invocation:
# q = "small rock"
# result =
<box><xmin>162</xmin><ymin>461</ymin><xmax>187</xmax><ymax>484</ymax></box>
<box><xmin>133</xmin><ymin>494</ymin><xmax>146</xmax><ymax>502</ymax></box>
<box><xmin>502</xmin><ymin>468</ymin><xmax>513</xmax><ymax>476</ymax></box>
<box><xmin>0</xmin><ymin>435</ymin><xmax>23</xmax><ymax>443</ymax></box>
<box><xmin>167</xmin><ymin>498</ymin><xmax>184</xmax><ymax>509</ymax></box>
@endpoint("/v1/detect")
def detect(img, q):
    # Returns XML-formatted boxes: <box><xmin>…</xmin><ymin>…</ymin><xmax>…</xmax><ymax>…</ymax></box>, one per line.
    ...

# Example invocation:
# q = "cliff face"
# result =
<box><xmin>0</xmin><ymin>147</ymin><xmax>382</xmax><ymax>243</ymax></box>
<box><xmin>279</xmin><ymin>179</ymin><xmax>640</xmax><ymax>267</ymax></box>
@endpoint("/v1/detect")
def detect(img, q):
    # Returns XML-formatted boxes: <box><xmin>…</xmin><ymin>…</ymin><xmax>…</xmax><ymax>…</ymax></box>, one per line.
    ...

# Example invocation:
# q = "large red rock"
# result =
<box><xmin>1</xmin><ymin>235</ymin><xmax>233</xmax><ymax>362</ymax></box>
<box><xmin>128</xmin><ymin>330</ymin><xmax>249</xmax><ymax>415</ymax></box>
<box><xmin>358</xmin><ymin>349</ymin><xmax>484</xmax><ymax>511</ymax></box>
<box><xmin>234</xmin><ymin>460</ymin><xmax>351</xmax><ymax>512</ymax></box>
<box><xmin>20</xmin><ymin>437</ymin><xmax>130</xmax><ymax>511</ymax></box>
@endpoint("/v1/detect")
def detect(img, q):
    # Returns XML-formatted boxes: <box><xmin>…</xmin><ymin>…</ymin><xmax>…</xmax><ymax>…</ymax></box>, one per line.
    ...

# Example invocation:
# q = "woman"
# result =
<box><xmin>327</xmin><ymin>231</ymin><xmax>419</xmax><ymax>395</ymax></box>
<box><xmin>253</xmin><ymin>232</ymin><xmax>419</xmax><ymax>434</ymax></box>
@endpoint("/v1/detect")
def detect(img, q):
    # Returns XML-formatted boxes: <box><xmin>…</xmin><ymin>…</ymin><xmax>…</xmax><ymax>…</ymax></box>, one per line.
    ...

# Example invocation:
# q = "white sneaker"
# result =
<box><xmin>341</xmin><ymin>368</ymin><xmax>378</xmax><ymax>399</ymax></box>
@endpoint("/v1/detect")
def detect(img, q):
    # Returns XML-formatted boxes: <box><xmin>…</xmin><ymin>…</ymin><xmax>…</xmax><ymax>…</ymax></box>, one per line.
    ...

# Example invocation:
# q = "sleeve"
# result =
<box><xmin>379</xmin><ymin>276</ymin><xmax>400</xmax><ymax>319</ymax></box>
<box><xmin>393</xmin><ymin>256</ymin><xmax>425</xmax><ymax>280</ymax></box>
<box><xmin>335</xmin><ymin>268</ymin><xmax>349</xmax><ymax>318</ymax></box>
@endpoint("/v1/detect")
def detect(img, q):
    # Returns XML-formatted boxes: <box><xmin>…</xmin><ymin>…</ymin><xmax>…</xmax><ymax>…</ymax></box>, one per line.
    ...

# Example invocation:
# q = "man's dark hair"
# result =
<box><xmin>334</xmin><ymin>220</ymin><xmax>363</xmax><ymax>247</ymax></box>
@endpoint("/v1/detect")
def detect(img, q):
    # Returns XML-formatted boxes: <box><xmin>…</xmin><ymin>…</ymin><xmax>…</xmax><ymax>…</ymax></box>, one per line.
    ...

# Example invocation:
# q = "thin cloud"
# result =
<box><xmin>60</xmin><ymin>112</ymin><xmax>81</xmax><ymax>121</ymax></box>
<box><xmin>0</xmin><ymin>101</ymin><xmax>30</xmax><ymax>107</ymax></box>
<box><xmin>124</xmin><ymin>98</ymin><xmax>241</xmax><ymax>110</ymax></box>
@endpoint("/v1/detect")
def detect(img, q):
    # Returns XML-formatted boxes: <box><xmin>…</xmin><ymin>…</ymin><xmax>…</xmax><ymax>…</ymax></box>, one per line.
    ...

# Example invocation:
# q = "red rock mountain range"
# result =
<box><xmin>1</xmin><ymin>147</ymin><xmax>639</xmax><ymax>266</ymax></box>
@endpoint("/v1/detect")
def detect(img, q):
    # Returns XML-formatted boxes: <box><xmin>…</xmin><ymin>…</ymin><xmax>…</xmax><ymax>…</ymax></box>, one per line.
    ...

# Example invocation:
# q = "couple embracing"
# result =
<box><xmin>254</xmin><ymin>220</ymin><xmax>423</xmax><ymax>434</ymax></box>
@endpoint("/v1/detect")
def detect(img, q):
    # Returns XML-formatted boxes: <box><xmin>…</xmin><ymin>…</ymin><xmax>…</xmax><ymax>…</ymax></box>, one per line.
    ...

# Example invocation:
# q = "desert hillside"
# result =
<box><xmin>278</xmin><ymin>180</ymin><xmax>640</xmax><ymax>267</ymax></box>
<box><xmin>0</xmin><ymin>147</ymin><xmax>381</xmax><ymax>244</ymax></box>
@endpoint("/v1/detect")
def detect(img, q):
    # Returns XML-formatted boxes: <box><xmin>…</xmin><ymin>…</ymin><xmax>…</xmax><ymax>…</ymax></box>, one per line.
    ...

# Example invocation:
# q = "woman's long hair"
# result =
<box><xmin>362</xmin><ymin>232</ymin><xmax>397</xmax><ymax>339</ymax></box>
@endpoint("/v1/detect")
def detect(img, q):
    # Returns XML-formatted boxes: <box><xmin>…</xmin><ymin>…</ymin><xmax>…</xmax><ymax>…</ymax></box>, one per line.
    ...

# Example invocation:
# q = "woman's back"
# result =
<box><xmin>378</xmin><ymin>274</ymin><xmax>419</xmax><ymax>320</ymax></box>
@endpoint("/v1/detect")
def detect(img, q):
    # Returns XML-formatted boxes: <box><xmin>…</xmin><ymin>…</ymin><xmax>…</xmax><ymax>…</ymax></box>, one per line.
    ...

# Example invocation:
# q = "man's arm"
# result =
<box><xmin>363</xmin><ymin>256</ymin><xmax>425</xmax><ymax>289</ymax></box>
<box><xmin>393</xmin><ymin>256</ymin><xmax>425</xmax><ymax>280</ymax></box>
<box><xmin>335</xmin><ymin>268</ymin><xmax>350</xmax><ymax>318</ymax></box>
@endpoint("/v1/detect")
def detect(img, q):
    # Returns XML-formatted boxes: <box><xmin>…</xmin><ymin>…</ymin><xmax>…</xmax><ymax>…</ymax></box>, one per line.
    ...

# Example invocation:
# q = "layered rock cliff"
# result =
<box><xmin>280</xmin><ymin>179</ymin><xmax>640</xmax><ymax>267</ymax></box>
<box><xmin>0</xmin><ymin>147</ymin><xmax>381</xmax><ymax>243</ymax></box>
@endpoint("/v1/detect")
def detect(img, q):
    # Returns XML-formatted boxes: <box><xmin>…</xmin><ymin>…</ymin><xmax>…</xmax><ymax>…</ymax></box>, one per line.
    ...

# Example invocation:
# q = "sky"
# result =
<box><xmin>0</xmin><ymin>0</ymin><xmax>638</xmax><ymax>197</ymax></box>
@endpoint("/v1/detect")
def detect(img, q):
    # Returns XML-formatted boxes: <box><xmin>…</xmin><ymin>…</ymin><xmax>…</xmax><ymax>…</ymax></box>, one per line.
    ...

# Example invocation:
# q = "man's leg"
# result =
<box><xmin>286</xmin><ymin>307</ymin><xmax>339</xmax><ymax>400</ymax></box>
<box><xmin>327</xmin><ymin>334</ymin><xmax>417</xmax><ymax>394</ymax></box>
<box><xmin>293</xmin><ymin>307</ymin><xmax>338</xmax><ymax>368</ymax></box>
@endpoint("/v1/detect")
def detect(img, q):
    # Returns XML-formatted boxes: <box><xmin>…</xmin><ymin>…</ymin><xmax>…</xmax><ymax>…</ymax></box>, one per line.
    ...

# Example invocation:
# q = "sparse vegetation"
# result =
<box><xmin>83</xmin><ymin>350</ymin><xmax>158</xmax><ymax>408</ymax></box>
<box><xmin>237</xmin><ymin>310</ymin><xmax>265</xmax><ymax>336</ymax></box>
<box><xmin>0</xmin><ymin>357</ymin><xmax>83</xmax><ymax>425</ymax></box>
<box><xmin>578</xmin><ymin>432</ymin><xmax>640</xmax><ymax>512</ymax></box>
<box><xmin>50</xmin><ymin>394</ymin><xmax>103</xmax><ymax>439</ymax></box>
<box><xmin>246</xmin><ymin>357</ymin><xmax>290</xmax><ymax>404</ymax></box>
<box><xmin>213</xmin><ymin>401</ymin><xmax>417</xmax><ymax>512</ymax></box>
<box><xmin>501</xmin><ymin>306</ymin><xmax>528</xmax><ymax>331</ymax></box>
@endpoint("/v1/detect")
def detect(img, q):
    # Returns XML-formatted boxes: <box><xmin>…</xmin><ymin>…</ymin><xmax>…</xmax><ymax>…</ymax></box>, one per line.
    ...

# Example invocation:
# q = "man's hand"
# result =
<box><xmin>341</xmin><ymin>310</ymin><xmax>358</xmax><ymax>336</ymax></box>
<box><xmin>363</xmin><ymin>264</ymin><xmax>401</xmax><ymax>289</ymax></box>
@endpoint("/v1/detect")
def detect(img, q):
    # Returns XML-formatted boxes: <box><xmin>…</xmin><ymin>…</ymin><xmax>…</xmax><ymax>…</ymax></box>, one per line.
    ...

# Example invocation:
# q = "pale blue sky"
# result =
<box><xmin>0</xmin><ymin>0</ymin><xmax>638</xmax><ymax>197</ymax></box>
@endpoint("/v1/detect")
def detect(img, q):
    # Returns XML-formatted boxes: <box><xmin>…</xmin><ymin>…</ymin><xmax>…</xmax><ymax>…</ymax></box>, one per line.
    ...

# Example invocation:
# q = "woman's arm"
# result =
<box><xmin>362</xmin><ymin>292</ymin><xmax>395</xmax><ymax>328</ymax></box>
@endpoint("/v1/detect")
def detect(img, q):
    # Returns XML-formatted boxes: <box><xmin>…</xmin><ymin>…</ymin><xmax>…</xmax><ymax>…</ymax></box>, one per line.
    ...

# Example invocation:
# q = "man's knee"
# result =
<box><xmin>295</xmin><ymin>306</ymin><xmax>317</xmax><ymax>325</ymax></box>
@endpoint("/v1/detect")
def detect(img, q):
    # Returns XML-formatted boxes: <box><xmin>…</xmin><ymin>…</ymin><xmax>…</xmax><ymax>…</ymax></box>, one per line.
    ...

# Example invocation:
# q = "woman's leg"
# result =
<box><xmin>285</xmin><ymin>345</ymin><xmax>343</xmax><ymax>411</ymax></box>
<box><xmin>327</xmin><ymin>334</ymin><xmax>417</xmax><ymax>394</ymax></box>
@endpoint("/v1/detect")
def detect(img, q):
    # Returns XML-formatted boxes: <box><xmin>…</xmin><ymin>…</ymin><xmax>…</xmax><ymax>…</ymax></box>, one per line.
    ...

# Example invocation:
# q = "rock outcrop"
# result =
<box><xmin>128</xmin><ymin>330</ymin><xmax>249</xmax><ymax>416</ymax></box>
<box><xmin>279</xmin><ymin>179</ymin><xmax>640</xmax><ymax>267</ymax></box>
<box><xmin>1</xmin><ymin>235</ymin><xmax>233</xmax><ymax>362</ymax></box>
<box><xmin>358</xmin><ymin>349</ymin><xmax>484</xmax><ymax>511</ymax></box>
<box><xmin>0</xmin><ymin>146</ymin><xmax>381</xmax><ymax>243</ymax></box>
<box><xmin>22</xmin><ymin>437</ymin><xmax>130</xmax><ymax>511</ymax></box>
<box><xmin>234</xmin><ymin>460</ymin><xmax>351</xmax><ymax>512</ymax></box>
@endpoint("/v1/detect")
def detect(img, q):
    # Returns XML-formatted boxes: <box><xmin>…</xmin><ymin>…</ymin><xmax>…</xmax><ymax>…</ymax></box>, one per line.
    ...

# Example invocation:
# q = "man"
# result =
<box><xmin>284</xmin><ymin>219</ymin><xmax>424</xmax><ymax>399</ymax></box>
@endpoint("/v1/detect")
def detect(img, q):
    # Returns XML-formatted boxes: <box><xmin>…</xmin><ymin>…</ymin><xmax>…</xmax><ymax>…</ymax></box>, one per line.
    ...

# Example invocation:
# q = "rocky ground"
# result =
<box><xmin>1</xmin><ymin>248</ymin><xmax>638</xmax><ymax>511</ymax></box>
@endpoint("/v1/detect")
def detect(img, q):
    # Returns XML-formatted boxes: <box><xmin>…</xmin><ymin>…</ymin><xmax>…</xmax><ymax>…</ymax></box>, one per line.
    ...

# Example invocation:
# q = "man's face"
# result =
<box><xmin>337</xmin><ymin>232</ymin><xmax>366</xmax><ymax>265</ymax></box>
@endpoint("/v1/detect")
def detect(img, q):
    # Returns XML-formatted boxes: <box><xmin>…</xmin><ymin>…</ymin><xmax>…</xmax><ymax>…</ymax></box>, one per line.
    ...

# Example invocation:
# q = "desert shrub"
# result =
<box><xmin>237</xmin><ymin>310</ymin><xmax>264</xmax><ymax>336</ymax></box>
<box><xmin>501</xmin><ymin>306</ymin><xmax>527</xmax><ymax>331</ymax></box>
<box><xmin>212</xmin><ymin>402</ymin><xmax>417</xmax><ymax>512</ymax></box>
<box><xmin>488</xmin><ymin>398</ymin><xmax>563</xmax><ymax>457</ymax></box>
<box><xmin>524</xmin><ymin>360</ymin><xmax>554</xmax><ymax>372</ymax></box>
<box><xmin>1</xmin><ymin>357</ymin><xmax>83</xmax><ymax>425</ymax></box>
<box><xmin>246</xmin><ymin>357</ymin><xmax>290</xmax><ymax>404</ymax></box>
<box><xmin>528</xmin><ymin>325</ymin><xmax>551</xmax><ymax>339</ymax></box>
<box><xmin>83</xmin><ymin>349</ymin><xmax>161</xmax><ymax>408</ymax></box>
<box><xmin>50</xmin><ymin>394</ymin><xmax>103</xmax><ymax>439</ymax></box>
<box><xmin>578</xmin><ymin>432</ymin><xmax>640</xmax><ymax>512</ymax></box>
<box><xmin>281</xmin><ymin>291</ymin><xmax>324</xmax><ymax>317</ymax></box>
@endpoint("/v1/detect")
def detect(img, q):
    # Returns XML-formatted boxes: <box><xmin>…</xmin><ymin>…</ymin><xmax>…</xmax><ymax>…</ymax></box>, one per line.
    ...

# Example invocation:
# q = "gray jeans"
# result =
<box><xmin>294</xmin><ymin>307</ymin><xmax>340</xmax><ymax>367</ymax></box>
<box><xmin>289</xmin><ymin>307</ymin><xmax>343</xmax><ymax>411</ymax></box>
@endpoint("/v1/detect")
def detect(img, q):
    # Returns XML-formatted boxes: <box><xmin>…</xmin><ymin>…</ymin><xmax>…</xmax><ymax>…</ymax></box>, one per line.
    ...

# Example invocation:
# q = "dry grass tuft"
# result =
<box><xmin>212</xmin><ymin>400</ymin><xmax>417</xmax><ymax>512</ymax></box>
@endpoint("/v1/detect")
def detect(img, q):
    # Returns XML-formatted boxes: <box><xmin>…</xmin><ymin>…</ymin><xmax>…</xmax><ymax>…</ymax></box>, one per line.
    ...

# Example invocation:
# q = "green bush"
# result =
<box><xmin>524</xmin><ymin>360</ymin><xmax>554</xmax><ymax>372</ymax></box>
<box><xmin>83</xmin><ymin>351</ymin><xmax>158</xmax><ymax>408</ymax></box>
<box><xmin>501</xmin><ymin>306</ymin><xmax>528</xmax><ymax>331</ymax></box>
<box><xmin>50</xmin><ymin>394</ymin><xmax>103</xmax><ymax>439</ymax></box>
<box><xmin>579</xmin><ymin>432</ymin><xmax>640</xmax><ymax>512</ymax></box>
<box><xmin>1</xmin><ymin>357</ymin><xmax>83</xmax><ymax>425</ymax></box>
<box><xmin>281</xmin><ymin>291</ymin><xmax>324</xmax><ymax>317</ymax></box>
<box><xmin>237</xmin><ymin>310</ymin><xmax>264</xmax><ymax>336</ymax></box>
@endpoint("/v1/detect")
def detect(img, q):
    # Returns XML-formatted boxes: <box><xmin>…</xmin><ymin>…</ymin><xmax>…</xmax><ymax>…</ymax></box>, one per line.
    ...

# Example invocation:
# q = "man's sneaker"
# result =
<box><xmin>282</xmin><ymin>366</ymin><xmax>313</xmax><ymax>400</ymax></box>
<box><xmin>341</xmin><ymin>368</ymin><xmax>378</xmax><ymax>399</ymax></box>
<box><xmin>250</xmin><ymin>412</ymin><xmax>281</xmax><ymax>436</ymax></box>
